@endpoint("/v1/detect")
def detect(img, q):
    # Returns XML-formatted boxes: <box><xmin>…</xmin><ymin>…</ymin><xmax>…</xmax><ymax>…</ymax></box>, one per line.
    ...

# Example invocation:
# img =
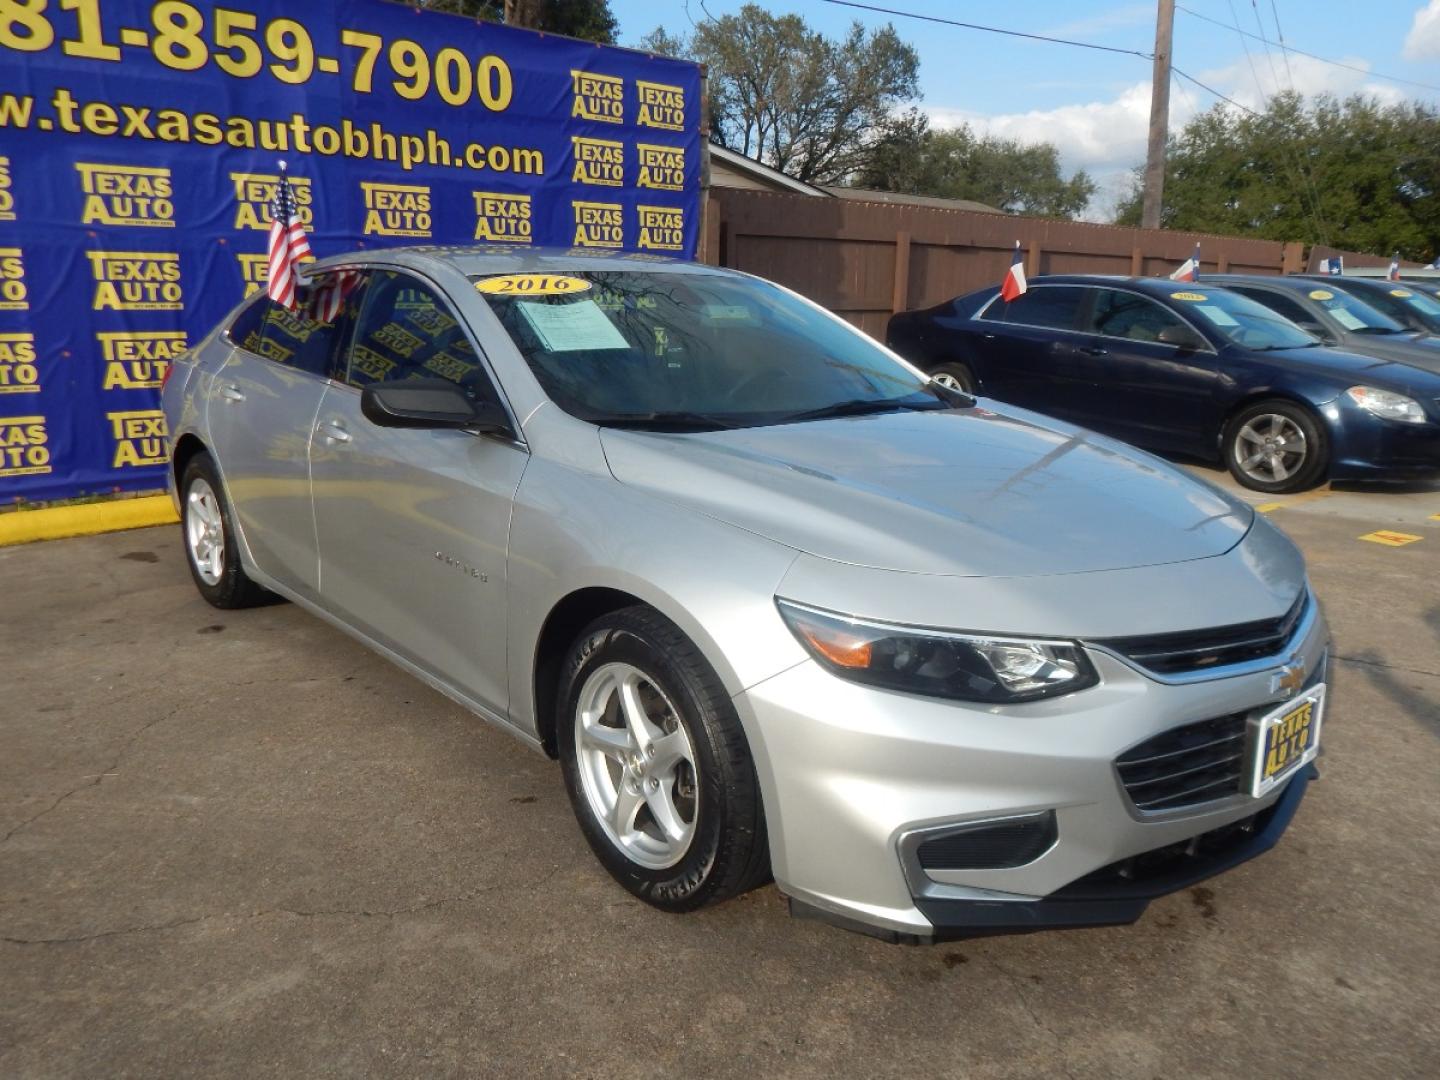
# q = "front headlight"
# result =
<box><xmin>1345</xmin><ymin>386</ymin><xmax>1426</xmax><ymax>423</ymax></box>
<box><xmin>776</xmin><ymin>600</ymin><xmax>1099</xmax><ymax>704</ymax></box>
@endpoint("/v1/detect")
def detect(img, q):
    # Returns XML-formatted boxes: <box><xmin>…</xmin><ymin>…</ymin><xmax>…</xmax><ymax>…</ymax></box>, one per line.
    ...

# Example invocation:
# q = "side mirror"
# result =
<box><xmin>1157</xmin><ymin>325</ymin><xmax>1206</xmax><ymax>351</ymax></box>
<box><xmin>361</xmin><ymin>378</ymin><xmax>511</xmax><ymax>436</ymax></box>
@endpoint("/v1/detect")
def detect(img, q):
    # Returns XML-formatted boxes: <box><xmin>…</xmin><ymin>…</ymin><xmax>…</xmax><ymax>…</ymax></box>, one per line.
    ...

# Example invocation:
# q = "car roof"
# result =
<box><xmin>306</xmin><ymin>244</ymin><xmax>724</xmax><ymax>278</ymax></box>
<box><xmin>1010</xmin><ymin>275</ymin><xmax>1228</xmax><ymax>296</ymax></box>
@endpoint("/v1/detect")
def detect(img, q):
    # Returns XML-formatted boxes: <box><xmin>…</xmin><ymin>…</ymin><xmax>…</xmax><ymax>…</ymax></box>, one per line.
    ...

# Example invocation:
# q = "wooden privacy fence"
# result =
<box><xmin>698</xmin><ymin>189</ymin><xmax>1402</xmax><ymax>339</ymax></box>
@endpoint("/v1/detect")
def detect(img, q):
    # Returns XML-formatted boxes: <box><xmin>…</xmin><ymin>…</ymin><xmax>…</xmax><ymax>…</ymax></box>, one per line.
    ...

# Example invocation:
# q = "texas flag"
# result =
<box><xmin>1169</xmin><ymin>243</ymin><xmax>1200</xmax><ymax>282</ymax></box>
<box><xmin>1325</xmin><ymin>256</ymin><xmax>1344</xmax><ymax>276</ymax></box>
<box><xmin>1000</xmin><ymin>241</ymin><xmax>1027</xmax><ymax>301</ymax></box>
<box><xmin>1388</xmin><ymin>251</ymin><xmax>1401</xmax><ymax>281</ymax></box>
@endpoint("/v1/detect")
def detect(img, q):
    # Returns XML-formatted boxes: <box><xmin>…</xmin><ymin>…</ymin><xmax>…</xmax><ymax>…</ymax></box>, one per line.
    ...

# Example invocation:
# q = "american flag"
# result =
<box><xmin>266</xmin><ymin>167</ymin><xmax>312</xmax><ymax>310</ymax></box>
<box><xmin>310</xmin><ymin>269</ymin><xmax>362</xmax><ymax>323</ymax></box>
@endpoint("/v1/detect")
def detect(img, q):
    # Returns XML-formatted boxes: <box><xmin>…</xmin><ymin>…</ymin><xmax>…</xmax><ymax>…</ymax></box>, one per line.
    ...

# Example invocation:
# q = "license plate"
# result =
<box><xmin>1248</xmin><ymin>684</ymin><xmax>1324</xmax><ymax>797</ymax></box>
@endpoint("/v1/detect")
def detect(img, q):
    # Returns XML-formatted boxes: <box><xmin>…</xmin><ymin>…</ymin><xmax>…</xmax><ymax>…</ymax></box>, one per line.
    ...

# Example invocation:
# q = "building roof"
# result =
<box><xmin>707</xmin><ymin>145</ymin><xmax>831</xmax><ymax>197</ymax></box>
<box><xmin>822</xmin><ymin>186</ymin><xmax>1002</xmax><ymax>215</ymax></box>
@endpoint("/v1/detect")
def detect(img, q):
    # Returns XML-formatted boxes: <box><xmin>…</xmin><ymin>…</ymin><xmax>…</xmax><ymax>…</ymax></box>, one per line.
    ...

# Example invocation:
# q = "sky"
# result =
<box><xmin>609</xmin><ymin>0</ymin><xmax>1440</xmax><ymax>219</ymax></box>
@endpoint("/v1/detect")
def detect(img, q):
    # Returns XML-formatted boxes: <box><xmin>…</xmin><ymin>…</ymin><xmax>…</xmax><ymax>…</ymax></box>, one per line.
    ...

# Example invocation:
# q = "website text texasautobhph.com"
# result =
<box><xmin>0</xmin><ymin>87</ymin><xmax>546</xmax><ymax>175</ymax></box>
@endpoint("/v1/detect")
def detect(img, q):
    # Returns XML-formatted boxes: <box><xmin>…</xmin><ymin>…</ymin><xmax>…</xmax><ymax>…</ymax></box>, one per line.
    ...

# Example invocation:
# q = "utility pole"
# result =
<box><xmin>1141</xmin><ymin>0</ymin><xmax>1175</xmax><ymax>230</ymax></box>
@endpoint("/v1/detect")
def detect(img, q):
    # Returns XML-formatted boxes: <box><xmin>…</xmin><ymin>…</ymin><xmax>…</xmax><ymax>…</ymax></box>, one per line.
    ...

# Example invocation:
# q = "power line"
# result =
<box><xmin>819</xmin><ymin>0</ymin><xmax>1153</xmax><ymax>60</ymax></box>
<box><xmin>1177</xmin><ymin>3</ymin><xmax>1440</xmax><ymax>94</ymax></box>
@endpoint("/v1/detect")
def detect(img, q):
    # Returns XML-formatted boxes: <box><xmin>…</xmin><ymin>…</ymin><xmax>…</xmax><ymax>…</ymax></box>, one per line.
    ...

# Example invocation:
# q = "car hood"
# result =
<box><xmin>600</xmin><ymin>406</ymin><xmax>1253</xmax><ymax>577</ymax></box>
<box><xmin>1252</xmin><ymin>344</ymin><xmax>1440</xmax><ymax>396</ymax></box>
<box><xmin>1333</xmin><ymin>332</ymin><xmax>1440</xmax><ymax>373</ymax></box>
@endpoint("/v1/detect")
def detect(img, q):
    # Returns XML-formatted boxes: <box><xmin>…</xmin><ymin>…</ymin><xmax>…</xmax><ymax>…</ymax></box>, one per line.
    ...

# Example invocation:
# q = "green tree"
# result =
<box><xmin>405</xmin><ymin>0</ymin><xmax>617</xmax><ymax>44</ymax></box>
<box><xmin>860</xmin><ymin>119</ymin><xmax>1096</xmax><ymax>218</ymax></box>
<box><xmin>1115</xmin><ymin>92</ymin><xmax>1440</xmax><ymax>263</ymax></box>
<box><xmin>639</xmin><ymin>5</ymin><xmax>920</xmax><ymax>185</ymax></box>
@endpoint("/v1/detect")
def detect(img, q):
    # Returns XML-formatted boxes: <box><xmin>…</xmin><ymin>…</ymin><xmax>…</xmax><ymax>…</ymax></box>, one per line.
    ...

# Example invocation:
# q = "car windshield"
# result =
<box><xmin>1169</xmin><ymin>288</ymin><xmax>1318</xmax><ymax>349</ymax></box>
<box><xmin>470</xmin><ymin>269</ymin><xmax>944</xmax><ymax>429</ymax></box>
<box><xmin>1304</xmin><ymin>287</ymin><xmax>1405</xmax><ymax>334</ymax></box>
<box><xmin>1361</xmin><ymin>285</ymin><xmax>1440</xmax><ymax>329</ymax></box>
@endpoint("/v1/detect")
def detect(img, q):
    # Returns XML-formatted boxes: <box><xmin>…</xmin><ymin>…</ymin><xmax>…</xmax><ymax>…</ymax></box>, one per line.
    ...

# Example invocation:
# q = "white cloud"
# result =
<box><xmin>1043</xmin><ymin>4</ymin><xmax>1154</xmax><ymax>42</ymax></box>
<box><xmin>923</xmin><ymin>49</ymin><xmax>1403</xmax><ymax>220</ymax></box>
<box><xmin>1403</xmin><ymin>0</ymin><xmax>1440</xmax><ymax>60</ymax></box>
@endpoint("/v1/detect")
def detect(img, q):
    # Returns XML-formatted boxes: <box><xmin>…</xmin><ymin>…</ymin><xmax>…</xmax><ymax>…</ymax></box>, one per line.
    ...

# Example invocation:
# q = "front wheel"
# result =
<box><xmin>1223</xmin><ymin>400</ymin><xmax>1328</xmax><ymax>493</ymax></box>
<box><xmin>557</xmin><ymin>606</ymin><xmax>769</xmax><ymax>912</ymax></box>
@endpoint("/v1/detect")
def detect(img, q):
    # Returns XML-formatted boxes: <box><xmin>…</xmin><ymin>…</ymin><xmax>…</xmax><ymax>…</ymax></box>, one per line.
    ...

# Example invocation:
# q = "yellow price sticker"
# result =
<box><xmin>475</xmin><ymin>274</ymin><xmax>592</xmax><ymax>296</ymax></box>
<box><xmin>1308</xmin><ymin>289</ymin><xmax>1334</xmax><ymax>300</ymax></box>
<box><xmin>1390</xmin><ymin>288</ymin><xmax>1413</xmax><ymax>298</ymax></box>
<box><xmin>1170</xmin><ymin>291</ymin><xmax>1207</xmax><ymax>301</ymax></box>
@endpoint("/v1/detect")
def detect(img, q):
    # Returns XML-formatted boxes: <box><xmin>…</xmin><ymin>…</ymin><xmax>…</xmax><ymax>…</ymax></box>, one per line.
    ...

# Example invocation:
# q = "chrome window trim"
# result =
<box><xmin>975</xmin><ymin>282</ymin><xmax>1220</xmax><ymax>355</ymax></box>
<box><xmin>973</xmin><ymin>281</ymin><xmax>1084</xmax><ymax>330</ymax></box>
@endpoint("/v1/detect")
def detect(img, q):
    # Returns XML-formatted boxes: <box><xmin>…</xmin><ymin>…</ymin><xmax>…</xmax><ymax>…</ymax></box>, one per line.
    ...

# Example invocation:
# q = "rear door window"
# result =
<box><xmin>982</xmin><ymin>286</ymin><xmax>1087</xmax><ymax>331</ymax></box>
<box><xmin>226</xmin><ymin>275</ymin><xmax>360</xmax><ymax>379</ymax></box>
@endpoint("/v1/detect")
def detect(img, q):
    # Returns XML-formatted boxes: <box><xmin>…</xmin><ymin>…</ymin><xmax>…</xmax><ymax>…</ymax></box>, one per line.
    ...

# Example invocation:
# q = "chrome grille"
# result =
<box><xmin>1096</xmin><ymin>591</ymin><xmax>1308</xmax><ymax>676</ymax></box>
<box><xmin>1115</xmin><ymin>713</ymin><xmax>1248</xmax><ymax>813</ymax></box>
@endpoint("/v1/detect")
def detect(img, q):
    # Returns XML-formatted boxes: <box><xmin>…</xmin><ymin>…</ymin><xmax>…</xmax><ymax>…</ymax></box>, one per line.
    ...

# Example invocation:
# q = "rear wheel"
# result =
<box><xmin>929</xmin><ymin>362</ymin><xmax>976</xmax><ymax>394</ymax></box>
<box><xmin>180</xmin><ymin>452</ymin><xmax>270</xmax><ymax>609</ymax></box>
<box><xmin>557</xmin><ymin>606</ymin><xmax>769</xmax><ymax>912</ymax></box>
<box><xmin>1223</xmin><ymin>400</ymin><xmax>1328</xmax><ymax>494</ymax></box>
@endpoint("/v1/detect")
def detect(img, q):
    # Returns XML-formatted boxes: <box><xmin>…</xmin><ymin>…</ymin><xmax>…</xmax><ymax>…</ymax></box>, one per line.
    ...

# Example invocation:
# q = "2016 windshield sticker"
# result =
<box><xmin>1171</xmin><ymin>291</ymin><xmax>1207</xmax><ymax>301</ymax></box>
<box><xmin>1390</xmin><ymin>288</ymin><xmax>1413</xmax><ymax>297</ymax></box>
<box><xmin>475</xmin><ymin>274</ymin><xmax>592</xmax><ymax>296</ymax></box>
<box><xmin>1308</xmin><ymin>289</ymin><xmax>1334</xmax><ymax>300</ymax></box>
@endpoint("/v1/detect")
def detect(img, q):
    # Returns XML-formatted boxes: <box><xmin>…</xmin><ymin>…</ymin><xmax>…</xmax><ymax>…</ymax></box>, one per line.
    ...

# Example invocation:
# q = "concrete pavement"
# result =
<box><xmin>2</xmin><ymin>472</ymin><xmax>1437</xmax><ymax>1078</ymax></box>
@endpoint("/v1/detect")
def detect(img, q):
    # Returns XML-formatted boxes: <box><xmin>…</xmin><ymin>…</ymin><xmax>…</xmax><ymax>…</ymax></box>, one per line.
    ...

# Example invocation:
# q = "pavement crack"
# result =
<box><xmin>981</xmin><ymin>955</ymin><xmax>1078</xmax><ymax>1080</ymax></box>
<box><xmin>1</xmin><ymin>865</ymin><xmax>563</xmax><ymax>945</ymax></box>
<box><xmin>0</xmin><ymin>704</ymin><xmax>187</xmax><ymax>849</ymax></box>
<box><xmin>1333</xmin><ymin>654</ymin><xmax>1440</xmax><ymax>680</ymax></box>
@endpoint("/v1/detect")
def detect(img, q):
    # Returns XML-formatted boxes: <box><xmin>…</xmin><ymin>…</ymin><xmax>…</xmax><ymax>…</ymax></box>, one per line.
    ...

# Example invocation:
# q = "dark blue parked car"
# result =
<box><xmin>886</xmin><ymin>275</ymin><xmax>1440</xmax><ymax>493</ymax></box>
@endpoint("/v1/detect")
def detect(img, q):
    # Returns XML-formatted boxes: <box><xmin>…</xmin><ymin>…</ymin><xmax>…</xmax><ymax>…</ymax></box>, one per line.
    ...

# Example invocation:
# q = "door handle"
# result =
<box><xmin>319</xmin><ymin>419</ymin><xmax>351</xmax><ymax>443</ymax></box>
<box><xmin>1078</xmin><ymin>345</ymin><xmax>1108</xmax><ymax>357</ymax></box>
<box><xmin>218</xmin><ymin>383</ymin><xmax>246</xmax><ymax>402</ymax></box>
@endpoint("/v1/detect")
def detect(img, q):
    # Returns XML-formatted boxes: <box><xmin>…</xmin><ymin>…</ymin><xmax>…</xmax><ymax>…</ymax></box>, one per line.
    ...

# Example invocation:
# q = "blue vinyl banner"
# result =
<box><xmin>0</xmin><ymin>0</ymin><xmax>702</xmax><ymax>502</ymax></box>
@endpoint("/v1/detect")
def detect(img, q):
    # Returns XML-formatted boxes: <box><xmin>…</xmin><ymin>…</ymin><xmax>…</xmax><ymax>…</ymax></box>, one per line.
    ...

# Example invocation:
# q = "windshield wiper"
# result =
<box><xmin>593</xmin><ymin>410</ymin><xmax>742</xmax><ymax>432</ymax></box>
<box><xmin>777</xmin><ymin>397</ymin><xmax>946</xmax><ymax>424</ymax></box>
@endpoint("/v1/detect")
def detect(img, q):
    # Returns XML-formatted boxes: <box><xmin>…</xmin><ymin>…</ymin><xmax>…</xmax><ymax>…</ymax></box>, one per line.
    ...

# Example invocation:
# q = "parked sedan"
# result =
<box><xmin>1293</xmin><ymin>275</ymin><xmax>1440</xmax><ymax>336</ymax></box>
<box><xmin>166</xmin><ymin>249</ymin><xmax>1328</xmax><ymax>943</ymax></box>
<box><xmin>887</xmin><ymin>275</ymin><xmax>1440</xmax><ymax>492</ymax></box>
<box><xmin>1214</xmin><ymin>274</ymin><xmax>1440</xmax><ymax>371</ymax></box>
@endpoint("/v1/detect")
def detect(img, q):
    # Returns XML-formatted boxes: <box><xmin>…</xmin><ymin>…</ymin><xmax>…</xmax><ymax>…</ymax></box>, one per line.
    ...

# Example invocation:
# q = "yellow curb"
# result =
<box><xmin>0</xmin><ymin>495</ymin><xmax>178</xmax><ymax>547</ymax></box>
<box><xmin>1431</xmin><ymin>512</ymin><xmax>1440</xmax><ymax>522</ymax></box>
<box><xmin>1254</xmin><ymin>502</ymin><xmax>1284</xmax><ymax>513</ymax></box>
<box><xmin>1358</xmin><ymin>530</ymin><xmax>1424</xmax><ymax>547</ymax></box>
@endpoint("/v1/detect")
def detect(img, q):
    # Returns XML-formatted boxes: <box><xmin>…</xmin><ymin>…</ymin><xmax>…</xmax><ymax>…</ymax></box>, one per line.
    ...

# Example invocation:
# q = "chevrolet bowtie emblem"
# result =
<box><xmin>1272</xmin><ymin>660</ymin><xmax>1307</xmax><ymax>697</ymax></box>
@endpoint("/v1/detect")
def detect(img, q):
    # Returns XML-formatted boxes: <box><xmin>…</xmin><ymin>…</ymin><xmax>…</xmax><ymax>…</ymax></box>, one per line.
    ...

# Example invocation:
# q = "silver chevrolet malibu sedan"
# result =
<box><xmin>163</xmin><ymin>247</ymin><xmax>1327</xmax><ymax>942</ymax></box>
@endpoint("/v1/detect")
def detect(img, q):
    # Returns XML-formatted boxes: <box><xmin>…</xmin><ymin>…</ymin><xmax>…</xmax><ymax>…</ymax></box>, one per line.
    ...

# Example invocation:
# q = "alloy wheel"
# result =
<box><xmin>185</xmin><ymin>478</ymin><xmax>225</xmax><ymax>586</ymax></box>
<box><xmin>574</xmin><ymin>661</ymin><xmax>699</xmax><ymax>870</ymax></box>
<box><xmin>1234</xmin><ymin>413</ymin><xmax>1308</xmax><ymax>485</ymax></box>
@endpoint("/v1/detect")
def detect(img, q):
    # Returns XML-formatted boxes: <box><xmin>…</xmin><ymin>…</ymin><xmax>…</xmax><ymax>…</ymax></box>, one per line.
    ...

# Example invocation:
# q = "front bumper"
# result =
<box><xmin>734</xmin><ymin>603</ymin><xmax>1329</xmax><ymax>943</ymax></box>
<box><xmin>1326</xmin><ymin>398</ymin><xmax>1440</xmax><ymax>478</ymax></box>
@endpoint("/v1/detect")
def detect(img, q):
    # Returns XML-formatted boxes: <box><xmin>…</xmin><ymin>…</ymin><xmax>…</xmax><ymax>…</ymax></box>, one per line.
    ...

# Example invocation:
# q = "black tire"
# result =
<box><xmin>179</xmin><ymin>451</ymin><xmax>270</xmax><ymax>609</ymax></box>
<box><xmin>557</xmin><ymin>606</ymin><xmax>769</xmax><ymax>912</ymax></box>
<box><xmin>929</xmin><ymin>361</ymin><xmax>976</xmax><ymax>394</ymax></box>
<box><xmin>1223</xmin><ymin>399</ymin><xmax>1329</xmax><ymax>494</ymax></box>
